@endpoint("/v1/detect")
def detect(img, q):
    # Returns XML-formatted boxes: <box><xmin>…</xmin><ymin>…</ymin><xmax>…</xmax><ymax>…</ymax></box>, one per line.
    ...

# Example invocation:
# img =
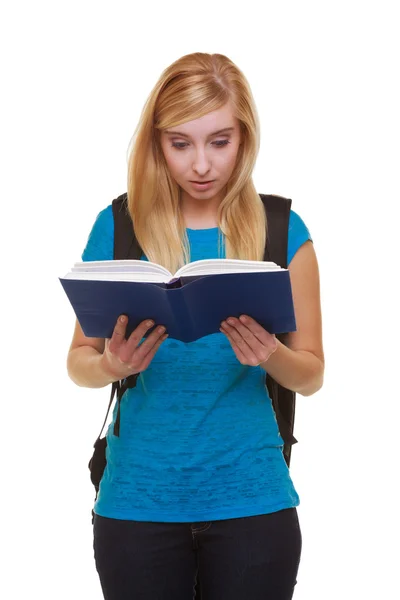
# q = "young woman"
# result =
<box><xmin>67</xmin><ymin>52</ymin><xmax>324</xmax><ymax>600</ymax></box>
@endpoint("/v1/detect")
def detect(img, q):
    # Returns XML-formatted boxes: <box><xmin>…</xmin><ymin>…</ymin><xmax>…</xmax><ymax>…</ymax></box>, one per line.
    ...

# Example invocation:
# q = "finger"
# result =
<box><xmin>220</xmin><ymin>327</ymin><xmax>259</xmax><ymax>366</ymax></box>
<box><xmin>220</xmin><ymin>328</ymin><xmax>253</xmax><ymax>365</ymax></box>
<box><xmin>124</xmin><ymin>325</ymin><xmax>166</xmax><ymax>364</ymax></box>
<box><xmin>222</xmin><ymin>320</ymin><xmax>275</xmax><ymax>364</ymax></box>
<box><xmin>139</xmin><ymin>325</ymin><xmax>167</xmax><ymax>349</ymax></box>
<box><xmin>222</xmin><ymin>317</ymin><xmax>275</xmax><ymax>357</ymax></box>
<box><xmin>124</xmin><ymin>319</ymin><xmax>155</xmax><ymax>354</ymax></box>
<box><xmin>136</xmin><ymin>333</ymin><xmax>169</xmax><ymax>370</ymax></box>
<box><xmin>221</xmin><ymin>318</ymin><xmax>263</xmax><ymax>356</ymax></box>
<box><xmin>108</xmin><ymin>315</ymin><xmax>128</xmax><ymax>354</ymax></box>
<box><xmin>238</xmin><ymin>315</ymin><xmax>276</xmax><ymax>346</ymax></box>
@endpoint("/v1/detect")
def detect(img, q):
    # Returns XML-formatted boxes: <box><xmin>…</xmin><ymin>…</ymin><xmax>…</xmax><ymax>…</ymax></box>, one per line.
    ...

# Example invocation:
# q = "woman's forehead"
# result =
<box><xmin>163</xmin><ymin>105</ymin><xmax>239</xmax><ymax>139</ymax></box>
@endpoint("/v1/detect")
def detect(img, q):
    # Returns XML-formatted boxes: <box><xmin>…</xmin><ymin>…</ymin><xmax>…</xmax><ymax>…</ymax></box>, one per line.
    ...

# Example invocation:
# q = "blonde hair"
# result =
<box><xmin>127</xmin><ymin>52</ymin><xmax>266</xmax><ymax>274</ymax></box>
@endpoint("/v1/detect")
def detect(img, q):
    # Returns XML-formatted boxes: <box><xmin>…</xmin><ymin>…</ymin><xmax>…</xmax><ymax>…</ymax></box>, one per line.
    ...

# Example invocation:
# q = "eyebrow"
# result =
<box><xmin>164</xmin><ymin>127</ymin><xmax>235</xmax><ymax>138</ymax></box>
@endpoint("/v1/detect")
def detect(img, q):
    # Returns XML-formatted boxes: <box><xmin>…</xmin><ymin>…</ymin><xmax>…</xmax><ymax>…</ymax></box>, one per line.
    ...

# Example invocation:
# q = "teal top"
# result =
<box><xmin>82</xmin><ymin>204</ymin><xmax>312</xmax><ymax>522</ymax></box>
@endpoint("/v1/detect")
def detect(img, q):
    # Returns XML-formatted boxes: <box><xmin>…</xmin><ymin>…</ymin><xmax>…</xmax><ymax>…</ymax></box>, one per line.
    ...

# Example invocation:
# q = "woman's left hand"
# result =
<box><xmin>220</xmin><ymin>315</ymin><xmax>278</xmax><ymax>367</ymax></box>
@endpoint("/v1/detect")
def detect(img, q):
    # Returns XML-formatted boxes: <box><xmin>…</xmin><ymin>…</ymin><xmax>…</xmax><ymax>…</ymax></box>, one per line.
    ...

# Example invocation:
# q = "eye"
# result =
<box><xmin>171</xmin><ymin>142</ymin><xmax>189</xmax><ymax>149</ymax></box>
<box><xmin>171</xmin><ymin>140</ymin><xmax>231</xmax><ymax>150</ymax></box>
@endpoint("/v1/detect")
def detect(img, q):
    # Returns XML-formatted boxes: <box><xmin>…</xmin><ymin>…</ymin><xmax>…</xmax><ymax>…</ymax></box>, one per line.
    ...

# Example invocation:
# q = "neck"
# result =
<box><xmin>180</xmin><ymin>188</ymin><xmax>223</xmax><ymax>229</ymax></box>
<box><xmin>184</xmin><ymin>215</ymin><xmax>218</xmax><ymax>229</ymax></box>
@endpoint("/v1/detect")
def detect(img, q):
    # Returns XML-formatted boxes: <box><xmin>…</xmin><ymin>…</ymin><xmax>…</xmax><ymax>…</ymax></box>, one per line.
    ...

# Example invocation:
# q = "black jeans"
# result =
<box><xmin>93</xmin><ymin>507</ymin><xmax>302</xmax><ymax>600</ymax></box>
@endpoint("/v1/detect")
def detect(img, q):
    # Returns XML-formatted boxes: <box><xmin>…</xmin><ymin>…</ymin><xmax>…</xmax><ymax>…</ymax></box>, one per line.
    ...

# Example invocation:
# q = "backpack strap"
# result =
<box><xmin>109</xmin><ymin>193</ymin><xmax>143</xmax><ymax>437</ymax></box>
<box><xmin>260</xmin><ymin>194</ymin><xmax>291</xmax><ymax>267</ymax></box>
<box><xmin>259</xmin><ymin>194</ymin><xmax>297</xmax><ymax>467</ymax></box>
<box><xmin>96</xmin><ymin>381</ymin><xmax>120</xmax><ymax>440</ymax></box>
<box><xmin>89</xmin><ymin>380</ymin><xmax>120</xmax><ymax>494</ymax></box>
<box><xmin>112</xmin><ymin>193</ymin><xmax>142</xmax><ymax>261</ymax></box>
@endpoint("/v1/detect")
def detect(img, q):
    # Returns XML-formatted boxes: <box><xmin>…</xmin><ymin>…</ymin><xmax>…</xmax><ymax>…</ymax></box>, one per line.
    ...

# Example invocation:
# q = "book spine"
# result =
<box><xmin>166</xmin><ymin>288</ymin><xmax>195</xmax><ymax>343</ymax></box>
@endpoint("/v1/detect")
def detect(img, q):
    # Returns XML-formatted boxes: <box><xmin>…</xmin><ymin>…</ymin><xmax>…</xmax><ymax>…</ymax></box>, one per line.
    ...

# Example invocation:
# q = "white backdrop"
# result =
<box><xmin>1</xmin><ymin>1</ymin><xmax>399</xmax><ymax>598</ymax></box>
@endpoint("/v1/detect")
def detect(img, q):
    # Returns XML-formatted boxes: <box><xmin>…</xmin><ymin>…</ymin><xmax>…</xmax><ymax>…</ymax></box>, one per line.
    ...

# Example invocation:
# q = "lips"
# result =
<box><xmin>190</xmin><ymin>180</ymin><xmax>215</xmax><ymax>190</ymax></box>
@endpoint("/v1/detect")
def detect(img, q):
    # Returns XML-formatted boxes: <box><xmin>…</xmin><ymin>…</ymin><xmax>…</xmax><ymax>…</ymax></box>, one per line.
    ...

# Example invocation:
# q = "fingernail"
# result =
<box><xmin>239</xmin><ymin>315</ymin><xmax>247</xmax><ymax>323</ymax></box>
<box><xmin>120</xmin><ymin>316</ymin><xmax>126</xmax><ymax>323</ymax></box>
<box><xmin>147</xmin><ymin>320</ymin><xmax>154</xmax><ymax>327</ymax></box>
<box><xmin>228</xmin><ymin>318</ymin><xmax>235</xmax><ymax>325</ymax></box>
<box><xmin>158</xmin><ymin>326</ymin><xmax>166</xmax><ymax>333</ymax></box>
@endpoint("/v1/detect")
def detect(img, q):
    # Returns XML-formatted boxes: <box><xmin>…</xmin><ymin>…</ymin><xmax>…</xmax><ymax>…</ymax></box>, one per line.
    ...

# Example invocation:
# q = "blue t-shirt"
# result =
<box><xmin>82</xmin><ymin>204</ymin><xmax>311</xmax><ymax>522</ymax></box>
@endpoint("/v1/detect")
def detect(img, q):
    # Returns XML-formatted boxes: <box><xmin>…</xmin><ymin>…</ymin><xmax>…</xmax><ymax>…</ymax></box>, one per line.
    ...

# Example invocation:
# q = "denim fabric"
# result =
<box><xmin>93</xmin><ymin>507</ymin><xmax>302</xmax><ymax>600</ymax></box>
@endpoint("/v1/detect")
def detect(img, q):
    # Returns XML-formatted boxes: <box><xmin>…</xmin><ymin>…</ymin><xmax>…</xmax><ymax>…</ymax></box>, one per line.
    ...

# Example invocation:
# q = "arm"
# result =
<box><xmin>220</xmin><ymin>240</ymin><xmax>324</xmax><ymax>396</ymax></box>
<box><xmin>260</xmin><ymin>239</ymin><xmax>324</xmax><ymax>395</ymax></box>
<box><xmin>67</xmin><ymin>317</ymin><xmax>168</xmax><ymax>388</ymax></box>
<box><xmin>67</xmin><ymin>319</ymin><xmax>113</xmax><ymax>388</ymax></box>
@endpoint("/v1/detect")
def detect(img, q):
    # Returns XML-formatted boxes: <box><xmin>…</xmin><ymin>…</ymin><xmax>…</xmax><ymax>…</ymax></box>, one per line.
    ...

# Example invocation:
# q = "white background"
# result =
<box><xmin>1</xmin><ymin>1</ymin><xmax>399</xmax><ymax>598</ymax></box>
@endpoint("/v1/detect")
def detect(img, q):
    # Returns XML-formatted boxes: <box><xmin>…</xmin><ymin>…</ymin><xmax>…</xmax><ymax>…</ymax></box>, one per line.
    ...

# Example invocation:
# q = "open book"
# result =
<box><xmin>60</xmin><ymin>258</ymin><xmax>296</xmax><ymax>342</ymax></box>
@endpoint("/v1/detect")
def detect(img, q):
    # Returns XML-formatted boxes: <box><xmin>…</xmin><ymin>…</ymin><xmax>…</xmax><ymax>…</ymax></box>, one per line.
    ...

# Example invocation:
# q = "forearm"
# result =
<box><xmin>261</xmin><ymin>339</ymin><xmax>324</xmax><ymax>396</ymax></box>
<box><xmin>67</xmin><ymin>346</ymin><xmax>118</xmax><ymax>388</ymax></box>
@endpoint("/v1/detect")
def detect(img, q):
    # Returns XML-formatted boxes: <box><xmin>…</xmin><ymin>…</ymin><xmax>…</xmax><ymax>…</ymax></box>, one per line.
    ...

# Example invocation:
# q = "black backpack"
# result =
<box><xmin>88</xmin><ymin>192</ymin><xmax>298</xmax><ymax>519</ymax></box>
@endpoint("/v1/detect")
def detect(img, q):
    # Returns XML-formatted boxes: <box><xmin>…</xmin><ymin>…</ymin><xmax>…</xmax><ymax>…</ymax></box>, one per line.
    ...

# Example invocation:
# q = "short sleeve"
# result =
<box><xmin>287</xmin><ymin>210</ymin><xmax>312</xmax><ymax>265</ymax></box>
<box><xmin>81</xmin><ymin>204</ymin><xmax>114</xmax><ymax>262</ymax></box>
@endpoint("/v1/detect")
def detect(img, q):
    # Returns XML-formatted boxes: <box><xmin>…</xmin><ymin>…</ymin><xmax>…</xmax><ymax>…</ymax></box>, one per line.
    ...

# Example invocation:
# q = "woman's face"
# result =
<box><xmin>160</xmin><ymin>102</ymin><xmax>242</xmax><ymax>206</ymax></box>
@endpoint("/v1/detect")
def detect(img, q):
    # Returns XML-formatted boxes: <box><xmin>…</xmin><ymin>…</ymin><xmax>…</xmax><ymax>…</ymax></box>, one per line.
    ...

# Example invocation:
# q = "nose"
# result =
<box><xmin>192</xmin><ymin>148</ymin><xmax>212</xmax><ymax>177</ymax></box>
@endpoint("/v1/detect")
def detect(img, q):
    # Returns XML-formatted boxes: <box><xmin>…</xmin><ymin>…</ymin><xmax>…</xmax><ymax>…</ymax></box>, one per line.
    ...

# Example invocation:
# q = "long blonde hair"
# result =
<box><xmin>127</xmin><ymin>52</ymin><xmax>267</xmax><ymax>274</ymax></box>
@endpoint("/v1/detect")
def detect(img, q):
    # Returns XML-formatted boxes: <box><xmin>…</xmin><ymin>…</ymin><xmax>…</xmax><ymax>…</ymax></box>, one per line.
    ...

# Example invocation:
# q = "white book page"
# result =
<box><xmin>62</xmin><ymin>259</ymin><xmax>284</xmax><ymax>282</ymax></box>
<box><xmin>63</xmin><ymin>259</ymin><xmax>173</xmax><ymax>282</ymax></box>
<box><xmin>62</xmin><ymin>272</ymin><xmax>171</xmax><ymax>282</ymax></box>
<box><xmin>174</xmin><ymin>258</ymin><xmax>283</xmax><ymax>278</ymax></box>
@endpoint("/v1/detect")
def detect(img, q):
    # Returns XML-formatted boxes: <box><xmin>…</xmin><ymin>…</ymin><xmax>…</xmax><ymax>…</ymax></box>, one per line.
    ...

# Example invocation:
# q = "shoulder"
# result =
<box><xmin>287</xmin><ymin>209</ymin><xmax>312</xmax><ymax>265</ymax></box>
<box><xmin>91</xmin><ymin>204</ymin><xmax>114</xmax><ymax>229</ymax></box>
<box><xmin>81</xmin><ymin>204</ymin><xmax>114</xmax><ymax>262</ymax></box>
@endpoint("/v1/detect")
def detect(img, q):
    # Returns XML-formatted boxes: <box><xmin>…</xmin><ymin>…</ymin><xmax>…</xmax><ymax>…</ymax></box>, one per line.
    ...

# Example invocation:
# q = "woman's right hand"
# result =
<box><xmin>100</xmin><ymin>316</ymin><xmax>168</xmax><ymax>381</ymax></box>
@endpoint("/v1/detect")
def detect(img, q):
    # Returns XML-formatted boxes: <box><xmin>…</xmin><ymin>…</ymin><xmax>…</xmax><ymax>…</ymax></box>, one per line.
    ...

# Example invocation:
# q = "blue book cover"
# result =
<box><xmin>60</xmin><ymin>260</ymin><xmax>296</xmax><ymax>343</ymax></box>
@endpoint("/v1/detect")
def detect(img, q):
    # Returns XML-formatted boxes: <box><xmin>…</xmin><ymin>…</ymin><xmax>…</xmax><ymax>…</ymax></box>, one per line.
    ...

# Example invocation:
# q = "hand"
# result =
<box><xmin>101</xmin><ymin>316</ymin><xmax>168</xmax><ymax>380</ymax></box>
<box><xmin>220</xmin><ymin>315</ymin><xmax>277</xmax><ymax>367</ymax></box>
